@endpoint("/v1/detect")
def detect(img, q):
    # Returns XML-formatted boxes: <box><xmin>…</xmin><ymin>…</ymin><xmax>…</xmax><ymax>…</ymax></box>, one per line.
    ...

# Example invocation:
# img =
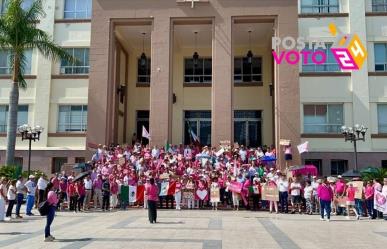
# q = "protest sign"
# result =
<box><xmin>210</xmin><ymin>186</ymin><xmax>220</xmax><ymax>202</ymax></box>
<box><xmin>374</xmin><ymin>189</ymin><xmax>387</xmax><ymax>213</ymax></box>
<box><xmin>261</xmin><ymin>184</ymin><xmax>279</xmax><ymax>201</ymax></box>
<box><xmin>182</xmin><ymin>189</ymin><xmax>194</xmax><ymax>199</ymax></box>
<box><xmin>348</xmin><ymin>181</ymin><xmax>364</xmax><ymax>199</ymax></box>
<box><xmin>279</xmin><ymin>139</ymin><xmax>291</xmax><ymax>146</ymax></box>
<box><xmin>228</xmin><ymin>182</ymin><xmax>242</xmax><ymax>194</ymax></box>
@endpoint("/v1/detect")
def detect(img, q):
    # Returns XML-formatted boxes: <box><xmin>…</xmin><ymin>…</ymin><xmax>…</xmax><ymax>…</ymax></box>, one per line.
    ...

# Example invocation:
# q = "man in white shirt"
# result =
<box><xmin>25</xmin><ymin>175</ymin><xmax>37</xmax><ymax>216</ymax></box>
<box><xmin>278</xmin><ymin>174</ymin><xmax>289</xmax><ymax>213</ymax></box>
<box><xmin>37</xmin><ymin>175</ymin><xmax>48</xmax><ymax>205</ymax></box>
<box><xmin>290</xmin><ymin>178</ymin><xmax>302</xmax><ymax>214</ymax></box>
<box><xmin>239</xmin><ymin>146</ymin><xmax>247</xmax><ymax>163</ymax></box>
<box><xmin>151</xmin><ymin>146</ymin><xmax>160</xmax><ymax>159</ymax></box>
<box><xmin>84</xmin><ymin>175</ymin><xmax>93</xmax><ymax>210</ymax></box>
<box><xmin>15</xmin><ymin>176</ymin><xmax>26</xmax><ymax>218</ymax></box>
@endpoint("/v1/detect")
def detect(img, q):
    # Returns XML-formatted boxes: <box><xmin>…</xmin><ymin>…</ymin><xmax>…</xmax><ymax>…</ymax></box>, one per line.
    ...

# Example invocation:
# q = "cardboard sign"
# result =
<box><xmin>335</xmin><ymin>196</ymin><xmax>347</xmax><ymax>207</ymax></box>
<box><xmin>196</xmin><ymin>189</ymin><xmax>208</xmax><ymax>200</ymax></box>
<box><xmin>348</xmin><ymin>181</ymin><xmax>364</xmax><ymax>199</ymax></box>
<box><xmin>118</xmin><ymin>157</ymin><xmax>125</xmax><ymax>166</ymax></box>
<box><xmin>159</xmin><ymin>173</ymin><xmax>170</xmax><ymax>180</ymax></box>
<box><xmin>261</xmin><ymin>184</ymin><xmax>279</xmax><ymax>201</ymax></box>
<box><xmin>210</xmin><ymin>186</ymin><xmax>220</xmax><ymax>202</ymax></box>
<box><xmin>374</xmin><ymin>189</ymin><xmax>387</xmax><ymax>213</ymax></box>
<box><xmin>280</xmin><ymin>139</ymin><xmax>291</xmax><ymax>146</ymax></box>
<box><xmin>182</xmin><ymin>189</ymin><xmax>194</xmax><ymax>199</ymax></box>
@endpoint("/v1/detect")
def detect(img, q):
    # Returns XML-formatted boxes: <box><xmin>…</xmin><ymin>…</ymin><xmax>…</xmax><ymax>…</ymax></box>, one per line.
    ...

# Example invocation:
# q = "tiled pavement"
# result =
<box><xmin>0</xmin><ymin>209</ymin><xmax>386</xmax><ymax>249</ymax></box>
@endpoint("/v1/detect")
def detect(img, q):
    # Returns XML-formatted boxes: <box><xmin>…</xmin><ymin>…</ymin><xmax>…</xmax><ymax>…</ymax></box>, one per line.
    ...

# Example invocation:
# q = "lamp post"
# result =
<box><xmin>341</xmin><ymin>124</ymin><xmax>367</xmax><ymax>171</ymax></box>
<box><xmin>18</xmin><ymin>124</ymin><xmax>44</xmax><ymax>177</ymax></box>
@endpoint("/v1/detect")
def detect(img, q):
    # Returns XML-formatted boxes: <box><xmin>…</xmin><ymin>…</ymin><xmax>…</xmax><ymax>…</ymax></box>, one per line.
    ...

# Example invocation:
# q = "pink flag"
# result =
<box><xmin>142</xmin><ymin>126</ymin><xmax>150</xmax><ymax>140</ymax></box>
<box><xmin>297</xmin><ymin>141</ymin><xmax>309</xmax><ymax>154</ymax></box>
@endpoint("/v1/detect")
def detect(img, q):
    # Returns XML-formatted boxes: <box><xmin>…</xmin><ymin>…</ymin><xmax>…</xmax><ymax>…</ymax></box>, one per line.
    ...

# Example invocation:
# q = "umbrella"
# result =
<box><xmin>72</xmin><ymin>171</ymin><xmax>90</xmax><ymax>182</ymax></box>
<box><xmin>289</xmin><ymin>165</ymin><xmax>318</xmax><ymax>176</ymax></box>
<box><xmin>73</xmin><ymin>163</ymin><xmax>86</xmax><ymax>170</ymax></box>
<box><xmin>341</xmin><ymin>169</ymin><xmax>361</xmax><ymax>178</ymax></box>
<box><xmin>195</xmin><ymin>154</ymin><xmax>211</xmax><ymax>160</ymax></box>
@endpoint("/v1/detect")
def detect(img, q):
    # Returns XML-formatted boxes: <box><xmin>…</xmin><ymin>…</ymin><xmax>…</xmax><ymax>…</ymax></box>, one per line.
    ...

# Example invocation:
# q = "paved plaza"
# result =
<box><xmin>0</xmin><ymin>209</ymin><xmax>386</xmax><ymax>249</ymax></box>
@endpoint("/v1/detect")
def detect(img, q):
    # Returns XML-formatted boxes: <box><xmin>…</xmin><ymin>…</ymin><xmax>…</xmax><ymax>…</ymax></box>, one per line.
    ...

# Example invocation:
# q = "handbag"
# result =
<box><xmin>38</xmin><ymin>201</ymin><xmax>50</xmax><ymax>216</ymax></box>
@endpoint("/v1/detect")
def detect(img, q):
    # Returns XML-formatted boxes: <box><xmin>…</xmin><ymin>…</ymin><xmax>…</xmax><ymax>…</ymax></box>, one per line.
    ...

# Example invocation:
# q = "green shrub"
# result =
<box><xmin>0</xmin><ymin>165</ymin><xmax>22</xmax><ymax>179</ymax></box>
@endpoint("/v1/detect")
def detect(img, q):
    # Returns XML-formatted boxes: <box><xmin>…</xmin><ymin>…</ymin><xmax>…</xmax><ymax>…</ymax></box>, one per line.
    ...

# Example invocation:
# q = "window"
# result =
<box><xmin>136</xmin><ymin>110</ymin><xmax>149</xmax><ymax>144</ymax></box>
<box><xmin>374</xmin><ymin>44</ymin><xmax>387</xmax><ymax>71</ymax></box>
<box><xmin>0</xmin><ymin>49</ymin><xmax>33</xmax><ymax>75</ymax></box>
<box><xmin>0</xmin><ymin>105</ymin><xmax>28</xmax><ymax>133</ymax></box>
<box><xmin>302</xmin><ymin>43</ymin><xmax>340</xmax><ymax>72</ymax></box>
<box><xmin>52</xmin><ymin>157</ymin><xmax>68</xmax><ymax>174</ymax></box>
<box><xmin>58</xmin><ymin>105</ymin><xmax>87</xmax><ymax>132</ymax></box>
<box><xmin>382</xmin><ymin>160</ymin><xmax>387</xmax><ymax>169</ymax></box>
<box><xmin>64</xmin><ymin>0</ymin><xmax>92</xmax><ymax>19</ymax></box>
<box><xmin>234</xmin><ymin>57</ymin><xmax>262</xmax><ymax>83</ymax></box>
<box><xmin>300</xmin><ymin>0</ymin><xmax>339</xmax><ymax>14</ymax></box>
<box><xmin>305</xmin><ymin>159</ymin><xmax>323</xmax><ymax>176</ymax></box>
<box><xmin>303</xmin><ymin>104</ymin><xmax>343</xmax><ymax>133</ymax></box>
<box><xmin>234</xmin><ymin>110</ymin><xmax>262</xmax><ymax>147</ymax></box>
<box><xmin>184</xmin><ymin>111</ymin><xmax>211</xmax><ymax>146</ymax></box>
<box><xmin>330</xmin><ymin>160</ymin><xmax>348</xmax><ymax>176</ymax></box>
<box><xmin>372</xmin><ymin>0</ymin><xmax>387</xmax><ymax>12</ymax></box>
<box><xmin>184</xmin><ymin>58</ymin><xmax>212</xmax><ymax>83</ymax></box>
<box><xmin>377</xmin><ymin>104</ymin><xmax>387</xmax><ymax>133</ymax></box>
<box><xmin>75</xmin><ymin>157</ymin><xmax>85</xmax><ymax>164</ymax></box>
<box><xmin>1</xmin><ymin>0</ymin><xmax>34</xmax><ymax>14</ymax></box>
<box><xmin>137</xmin><ymin>58</ymin><xmax>151</xmax><ymax>83</ymax></box>
<box><xmin>60</xmin><ymin>48</ymin><xmax>89</xmax><ymax>74</ymax></box>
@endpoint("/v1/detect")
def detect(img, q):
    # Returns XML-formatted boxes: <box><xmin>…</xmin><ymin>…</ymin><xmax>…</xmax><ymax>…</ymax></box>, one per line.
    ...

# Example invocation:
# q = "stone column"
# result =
<box><xmin>274</xmin><ymin>15</ymin><xmax>301</xmax><ymax>168</ymax></box>
<box><xmin>149</xmin><ymin>17</ymin><xmax>172</xmax><ymax>146</ymax></box>
<box><xmin>212</xmin><ymin>16</ymin><xmax>233</xmax><ymax>147</ymax></box>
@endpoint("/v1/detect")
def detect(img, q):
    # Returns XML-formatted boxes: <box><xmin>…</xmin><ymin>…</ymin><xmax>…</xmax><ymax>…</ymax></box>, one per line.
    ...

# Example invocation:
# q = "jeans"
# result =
<box><xmin>45</xmin><ymin>206</ymin><xmax>56</xmax><ymax>237</ymax></box>
<box><xmin>365</xmin><ymin>198</ymin><xmax>373</xmax><ymax>217</ymax></box>
<box><xmin>148</xmin><ymin>200</ymin><xmax>157</xmax><ymax>223</ymax></box>
<box><xmin>77</xmin><ymin>196</ymin><xmax>85</xmax><ymax>211</ymax></box>
<box><xmin>16</xmin><ymin>193</ymin><xmax>24</xmax><ymax>216</ymax></box>
<box><xmin>26</xmin><ymin>195</ymin><xmax>35</xmax><ymax>215</ymax></box>
<box><xmin>320</xmin><ymin>200</ymin><xmax>331</xmax><ymax>219</ymax></box>
<box><xmin>6</xmin><ymin>199</ymin><xmax>16</xmax><ymax>217</ymax></box>
<box><xmin>38</xmin><ymin>189</ymin><xmax>45</xmax><ymax>204</ymax></box>
<box><xmin>102</xmin><ymin>195</ymin><xmax>110</xmax><ymax>210</ymax></box>
<box><xmin>355</xmin><ymin>199</ymin><xmax>364</xmax><ymax>216</ymax></box>
<box><xmin>252</xmin><ymin>194</ymin><xmax>260</xmax><ymax>211</ymax></box>
<box><xmin>279</xmin><ymin>191</ymin><xmax>288</xmax><ymax>213</ymax></box>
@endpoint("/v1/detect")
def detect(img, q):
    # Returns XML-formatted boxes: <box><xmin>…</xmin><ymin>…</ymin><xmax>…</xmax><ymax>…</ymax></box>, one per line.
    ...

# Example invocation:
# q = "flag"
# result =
<box><xmin>297</xmin><ymin>141</ymin><xmax>309</xmax><ymax>154</ymax></box>
<box><xmin>187</xmin><ymin>122</ymin><xmax>200</xmax><ymax>142</ymax></box>
<box><xmin>129</xmin><ymin>185</ymin><xmax>145</xmax><ymax>203</ymax></box>
<box><xmin>142</xmin><ymin>126</ymin><xmax>150</xmax><ymax>140</ymax></box>
<box><xmin>159</xmin><ymin>181</ymin><xmax>176</xmax><ymax>196</ymax></box>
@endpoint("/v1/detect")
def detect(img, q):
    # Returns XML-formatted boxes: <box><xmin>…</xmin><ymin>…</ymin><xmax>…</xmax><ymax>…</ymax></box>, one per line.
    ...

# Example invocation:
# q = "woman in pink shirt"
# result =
<box><xmin>145</xmin><ymin>178</ymin><xmax>159</xmax><ymax>223</ymax></box>
<box><xmin>346</xmin><ymin>183</ymin><xmax>360</xmax><ymax>220</ymax></box>
<box><xmin>44</xmin><ymin>182</ymin><xmax>58</xmax><ymax>242</ymax></box>
<box><xmin>364</xmin><ymin>181</ymin><xmax>374</xmax><ymax>218</ymax></box>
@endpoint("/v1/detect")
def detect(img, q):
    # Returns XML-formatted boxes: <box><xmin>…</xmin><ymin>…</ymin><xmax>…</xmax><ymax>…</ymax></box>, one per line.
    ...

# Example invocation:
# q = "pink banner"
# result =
<box><xmin>228</xmin><ymin>182</ymin><xmax>242</xmax><ymax>194</ymax></box>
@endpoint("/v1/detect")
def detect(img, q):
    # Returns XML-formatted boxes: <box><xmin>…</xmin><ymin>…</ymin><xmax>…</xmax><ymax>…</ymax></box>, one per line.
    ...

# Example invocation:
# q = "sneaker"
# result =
<box><xmin>327</xmin><ymin>219</ymin><xmax>330</xmax><ymax>222</ymax></box>
<box><xmin>49</xmin><ymin>235</ymin><xmax>56</xmax><ymax>240</ymax></box>
<box><xmin>44</xmin><ymin>236</ymin><xmax>54</xmax><ymax>242</ymax></box>
<box><xmin>16</xmin><ymin>215</ymin><xmax>23</xmax><ymax>219</ymax></box>
<box><xmin>320</xmin><ymin>218</ymin><xmax>325</xmax><ymax>221</ymax></box>
<box><xmin>346</xmin><ymin>216</ymin><xmax>350</xmax><ymax>220</ymax></box>
<box><xmin>356</xmin><ymin>215</ymin><xmax>360</xmax><ymax>220</ymax></box>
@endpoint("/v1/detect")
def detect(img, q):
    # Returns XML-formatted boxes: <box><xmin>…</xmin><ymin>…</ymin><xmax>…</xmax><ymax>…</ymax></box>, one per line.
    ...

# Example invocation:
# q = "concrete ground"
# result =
<box><xmin>0</xmin><ymin>208</ymin><xmax>386</xmax><ymax>249</ymax></box>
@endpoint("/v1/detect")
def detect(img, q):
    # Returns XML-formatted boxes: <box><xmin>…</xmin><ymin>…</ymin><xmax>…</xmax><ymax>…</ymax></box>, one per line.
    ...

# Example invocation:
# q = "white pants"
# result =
<box><xmin>232</xmin><ymin>192</ymin><xmax>239</xmax><ymax>206</ymax></box>
<box><xmin>110</xmin><ymin>194</ymin><xmax>118</xmax><ymax>208</ymax></box>
<box><xmin>187</xmin><ymin>198</ymin><xmax>194</xmax><ymax>209</ymax></box>
<box><xmin>93</xmin><ymin>189</ymin><xmax>103</xmax><ymax>208</ymax></box>
<box><xmin>0</xmin><ymin>199</ymin><xmax>5</xmax><ymax>221</ymax></box>
<box><xmin>211</xmin><ymin>202</ymin><xmax>218</xmax><ymax>208</ymax></box>
<box><xmin>144</xmin><ymin>195</ymin><xmax>148</xmax><ymax>209</ymax></box>
<box><xmin>175</xmin><ymin>192</ymin><xmax>182</xmax><ymax>210</ymax></box>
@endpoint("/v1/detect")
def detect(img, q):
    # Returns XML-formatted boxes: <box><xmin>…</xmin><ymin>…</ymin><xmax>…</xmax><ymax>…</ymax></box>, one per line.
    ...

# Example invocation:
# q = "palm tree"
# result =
<box><xmin>0</xmin><ymin>0</ymin><xmax>74</xmax><ymax>165</ymax></box>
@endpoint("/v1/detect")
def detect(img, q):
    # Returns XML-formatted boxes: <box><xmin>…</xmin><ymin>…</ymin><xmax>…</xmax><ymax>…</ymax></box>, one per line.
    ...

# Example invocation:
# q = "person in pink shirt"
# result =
<box><xmin>145</xmin><ymin>178</ymin><xmax>159</xmax><ymax>223</ymax></box>
<box><xmin>44</xmin><ymin>182</ymin><xmax>58</xmax><ymax>242</ymax></box>
<box><xmin>317</xmin><ymin>178</ymin><xmax>333</xmax><ymax>221</ymax></box>
<box><xmin>110</xmin><ymin>178</ymin><xmax>119</xmax><ymax>209</ymax></box>
<box><xmin>364</xmin><ymin>181</ymin><xmax>374</xmax><ymax>218</ymax></box>
<box><xmin>346</xmin><ymin>183</ymin><xmax>360</xmax><ymax>220</ymax></box>
<box><xmin>335</xmin><ymin>176</ymin><xmax>346</xmax><ymax>215</ymax></box>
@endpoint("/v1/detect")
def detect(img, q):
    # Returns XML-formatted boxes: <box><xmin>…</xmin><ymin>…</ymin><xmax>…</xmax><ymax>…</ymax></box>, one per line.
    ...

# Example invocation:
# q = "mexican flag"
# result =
<box><xmin>159</xmin><ymin>181</ymin><xmax>176</xmax><ymax>196</ymax></box>
<box><xmin>129</xmin><ymin>185</ymin><xmax>145</xmax><ymax>203</ymax></box>
<box><xmin>187</xmin><ymin>122</ymin><xmax>200</xmax><ymax>143</ymax></box>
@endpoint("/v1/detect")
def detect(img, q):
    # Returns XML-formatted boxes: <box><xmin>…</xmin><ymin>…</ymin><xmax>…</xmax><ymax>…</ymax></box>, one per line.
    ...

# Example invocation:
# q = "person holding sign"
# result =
<box><xmin>346</xmin><ymin>183</ymin><xmax>360</xmax><ymax>220</ymax></box>
<box><xmin>210</xmin><ymin>178</ymin><xmax>220</xmax><ymax>210</ymax></box>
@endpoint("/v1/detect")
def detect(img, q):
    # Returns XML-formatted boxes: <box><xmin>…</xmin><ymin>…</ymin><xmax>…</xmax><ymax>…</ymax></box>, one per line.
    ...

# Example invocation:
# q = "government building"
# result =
<box><xmin>0</xmin><ymin>0</ymin><xmax>386</xmax><ymax>176</ymax></box>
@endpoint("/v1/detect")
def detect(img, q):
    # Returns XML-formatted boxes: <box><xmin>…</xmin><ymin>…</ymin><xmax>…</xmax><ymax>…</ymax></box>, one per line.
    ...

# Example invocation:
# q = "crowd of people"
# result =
<box><xmin>0</xmin><ymin>142</ymin><xmax>386</xmax><ymax>240</ymax></box>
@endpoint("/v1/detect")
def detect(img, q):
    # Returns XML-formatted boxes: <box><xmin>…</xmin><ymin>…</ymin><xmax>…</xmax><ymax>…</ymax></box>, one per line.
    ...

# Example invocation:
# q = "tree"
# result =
<box><xmin>0</xmin><ymin>0</ymin><xmax>73</xmax><ymax>165</ymax></box>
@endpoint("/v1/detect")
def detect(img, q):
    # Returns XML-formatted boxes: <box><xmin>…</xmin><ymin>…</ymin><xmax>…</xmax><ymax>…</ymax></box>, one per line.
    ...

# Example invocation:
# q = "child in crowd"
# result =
<box><xmin>304</xmin><ymin>180</ymin><xmax>313</xmax><ymax>215</ymax></box>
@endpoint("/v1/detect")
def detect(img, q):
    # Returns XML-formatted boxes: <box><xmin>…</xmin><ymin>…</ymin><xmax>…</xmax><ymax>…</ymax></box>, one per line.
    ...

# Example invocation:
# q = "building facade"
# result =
<box><xmin>0</xmin><ymin>0</ymin><xmax>386</xmax><ymax>176</ymax></box>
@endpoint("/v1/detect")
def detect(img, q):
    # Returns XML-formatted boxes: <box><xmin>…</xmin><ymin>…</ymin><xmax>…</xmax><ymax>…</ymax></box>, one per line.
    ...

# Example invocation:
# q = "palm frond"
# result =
<box><xmin>24</xmin><ymin>0</ymin><xmax>45</xmax><ymax>22</ymax></box>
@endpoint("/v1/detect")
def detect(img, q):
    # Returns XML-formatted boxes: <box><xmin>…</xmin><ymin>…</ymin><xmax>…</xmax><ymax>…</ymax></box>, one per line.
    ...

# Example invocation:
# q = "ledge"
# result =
<box><xmin>371</xmin><ymin>134</ymin><xmax>387</xmax><ymax>138</ymax></box>
<box><xmin>300</xmin><ymin>72</ymin><xmax>351</xmax><ymax>77</ymax></box>
<box><xmin>0</xmin><ymin>133</ymin><xmax>21</xmax><ymax>137</ymax></box>
<box><xmin>301</xmin><ymin>133</ymin><xmax>342</xmax><ymax>138</ymax></box>
<box><xmin>298</xmin><ymin>13</ymin><xmax>349</xmax><ymax>18</ymax></box>
<box><xmin>176</xmin><ymin>0</ymin><xmax>210</xmax><ymax>6</ymax></box>
<box><xmin>183</xmin><ymin>83</ymin><xmax>212</xmax><ymax>87</ymax></box>
<box><xmin>48</xmin><ymin>133</ymin><xmax>86</xmax><ymax>137</ymax></box>
<box><xmin>51</xmin><ymin>75</ymin><xmax>89</xmax><ymax>79</ymax></box>
<box><xmin>54</xmin><ymin>19</ymin><xmax>91</xmax><ymax>24</ymax></box>
<box><xmin>365</xmin><ymin>12</ymin><xmax>387</xmax><ymax>16</ymax></box>
<box><xmin>234</xmin><ymin>82</ymin><xmax>263</xmax><ymax>87</ymax></box>
<box><xmin>0</xmin><ymin>75</ymin><xmax>37</xmax><ymax>80</ymax></box>
<box><xmin>136</xmin><ymin>83</ymin><xmax>150</xmax><ymax>88</ymax></box>
<box><xmin>368</xmin><ymin>72</ymin><xmax>387</xmax><ymax>76</ymax></box>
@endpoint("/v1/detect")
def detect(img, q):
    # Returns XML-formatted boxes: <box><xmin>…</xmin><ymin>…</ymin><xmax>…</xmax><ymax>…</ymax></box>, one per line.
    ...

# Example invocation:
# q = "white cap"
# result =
<box><xmin>338</xmin><ymin>175</ymin><xmax>342</xmax><ymax>178</ymax></box>
<box><xmin>29</xmin><ymin>175</ymin><xmax>35</xmax><ymax>179</ymax></box>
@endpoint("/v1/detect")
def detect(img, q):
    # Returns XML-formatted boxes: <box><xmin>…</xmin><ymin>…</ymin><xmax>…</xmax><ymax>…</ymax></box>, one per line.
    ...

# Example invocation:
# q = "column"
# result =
<box><xmin>212</xmin><ymin>16</ymin><xmax>233</xmax><ymax>146</ymax></box>
<box><xmin>348</xmin><ymin>1</ymin><xmax>372</xmax><ymax>152</ymax></box>
<box><xmin>274</xmin><ymin>15</ymin><xmax>301</xmax><ymax>168</ymax></box>
<box><xmin>149</xmin><ymin>17</ymin><xmax>172</xmax><ymax>146</ymax></box>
